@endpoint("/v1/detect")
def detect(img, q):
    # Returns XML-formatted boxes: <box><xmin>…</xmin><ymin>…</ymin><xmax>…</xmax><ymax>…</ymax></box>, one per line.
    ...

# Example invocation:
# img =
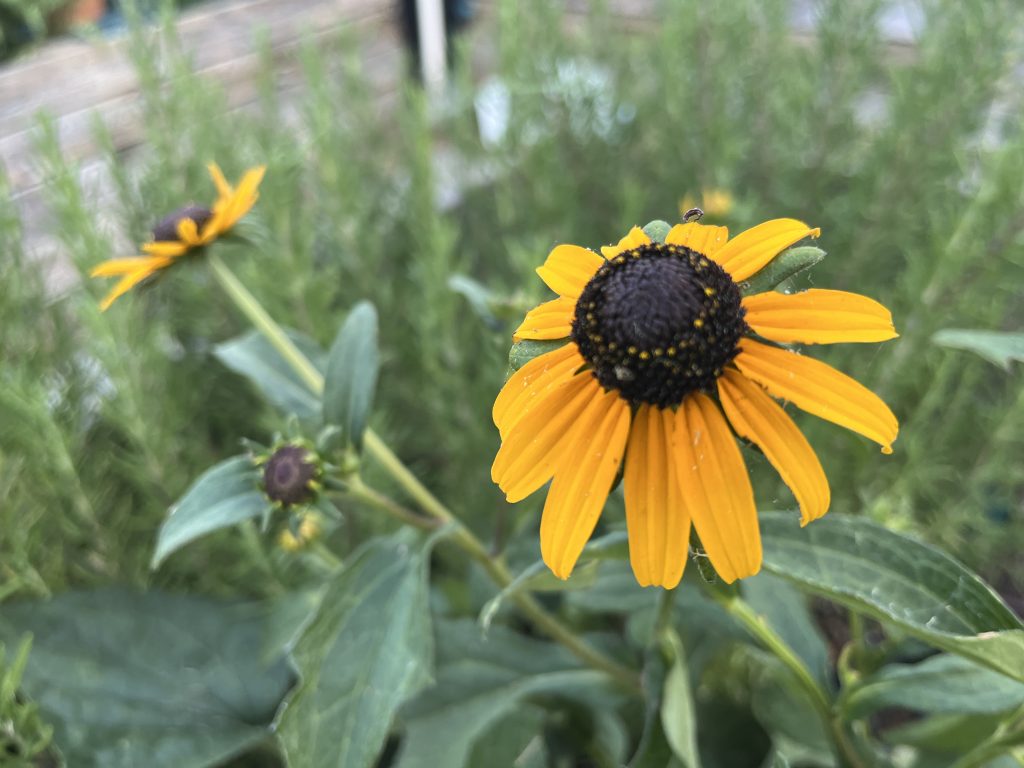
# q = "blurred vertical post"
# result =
<box><xmin>415</xmin><ymin>0</ymin><xmax>447</xmax><ymax>96</ymax></box>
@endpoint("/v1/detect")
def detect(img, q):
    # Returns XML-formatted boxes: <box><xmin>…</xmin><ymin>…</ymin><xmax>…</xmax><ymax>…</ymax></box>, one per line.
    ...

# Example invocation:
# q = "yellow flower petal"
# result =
<box><xmin>492</xmin><ymin>373</ymin><xmax>601</xmax><ymax>503</ymax></box>
<box><xmin>493</xmin><ymin>343</ymin><xmax>582</xmax><ymax>438</ymax></box>
<box><xmin>600</xmin><ymin>226</ymin><xmax>651</xmax><ymax>258</ymax></box>
<box><xmin>96</xmin><ymin>257</ymin><xmax>173</xmax><ymax>311</ymax></box>
<box><xmin>176</xmin><ymin>217</ymin><xmax>202</xmax><ymax>246</ymax></box>
<box><xmin>207</xmin><ymin>162</ymin><xmax>233</xmax><ymax>200</ymax></box>
<box><xmin>673</xmin><ymin>393</ymin><xmax>761</xmax><ymax>583</ymax></box>
<box><xmin>733</xmin><ymin>339</ymin><xmax>898</xmax><ymax>453</ymax></box>
<box><xmin>536</xmin><ymin>244</ymin><xmax>605</xmax><ymax>300</ymax></box>
<box><xmin>718</xmin><ymin>369</ymin><xmax>830</xmax><ymax>525</ymax></box>
<box><xmin>220</xmin><ymin>166</ymin><xmax>266</xmax><ymax>231</ymax></box>
<box><xmin>513</xmin><ymin>297</ymin><xmax>577</xmax><ymax>341</ymax></box>
<box><xmin>90</xmin><ymin>255</ymin><xmax>172</xmax><ymax>277</ymax></box>
<box><xmin>541</xmin><ymin>388</ymin><xmax>630</xmax><ymax>579</ymax></box>
<box><xmin>743</xmin><ymin>289</ymin><xmax>898</xmax><ymax>344</ymax></box>
<box><xmin>141</xmin><ymin>241</ymin><xmax>190</xmax><ymax>258</ymax></box>
<box><xmin>623</xmin><ymin>404</ymin><xmax>690</xmax><ymax>588</ymax></box>
<box><xmin>712</xmin><ymin>219</ymin><xmax>820</xmax><ymax>281</ymax></box>
<box><xmin>665</xmin><ymin>222</ymin><xmax>730</xmax><ymax>257</ymax></box>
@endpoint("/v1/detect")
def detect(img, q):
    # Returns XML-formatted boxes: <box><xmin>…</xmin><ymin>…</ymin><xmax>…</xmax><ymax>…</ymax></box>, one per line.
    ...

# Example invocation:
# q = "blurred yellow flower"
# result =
<box><xmin>493</xmin><ymin>219</ymin><xmax>898</xmax><ymax>589</ymax></box>
<box><xmin>91</xmin><ymin>163</ymin><xmax>265</xmax><ymax>310</ymax></box>
<box><xmin>679</xmin><ymin>188</ymin><xmax>734</xmax><ymax>219</ymax></box>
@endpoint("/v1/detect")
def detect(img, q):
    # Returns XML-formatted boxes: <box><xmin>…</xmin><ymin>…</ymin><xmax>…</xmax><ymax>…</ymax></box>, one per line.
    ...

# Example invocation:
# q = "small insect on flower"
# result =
<box><xmin>679</xmin><ymin>188</ymin><xmax>734</xmax><ymax>220</ymax></box>
<box><xmin>90</xmin><ymin>163</ymin><xmax>265</xmax><ymax>310</ymax></box>
<box><xmin>493</xmin><ymin>219</ymin><xmax>899</xmax><ymax>588</ymax></box>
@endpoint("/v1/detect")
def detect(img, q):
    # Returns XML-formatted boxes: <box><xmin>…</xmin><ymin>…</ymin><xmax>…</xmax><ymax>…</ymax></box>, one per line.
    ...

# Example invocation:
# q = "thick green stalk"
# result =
<box><xmin>208</xmin><ymin>252</ymin><xmax>640</xmax><ymax>693</ymax></box>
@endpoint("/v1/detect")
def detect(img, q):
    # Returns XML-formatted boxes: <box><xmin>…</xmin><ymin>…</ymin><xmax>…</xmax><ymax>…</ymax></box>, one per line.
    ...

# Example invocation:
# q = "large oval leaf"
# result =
<box><xmin>152</xmin><ymin>455</ymin><xmax>269</xmax><ymax>569</ymax></box>
<box><xmin>0</xmin><ymin>590</ymin><xmax>295</xmax><ymax>768</ymax></box>
<box><xmin>323</xmin><ymin>301</ymin><xmax>380</xmax><ymax>450</ymax></box>
<box><xmin>760</xmin><ymin>512</ymin><xmax>1024</xmax><ymax>682</ymax></box>
<box><xmin>275</xmin><ymin>530</ymin><xmax>434</xmax><ymax>768</ymax></box>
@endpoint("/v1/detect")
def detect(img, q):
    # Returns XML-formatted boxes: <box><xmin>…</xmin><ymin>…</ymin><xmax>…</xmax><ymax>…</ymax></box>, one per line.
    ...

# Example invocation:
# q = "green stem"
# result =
<box><xmin>208</xmin><ymin>253</ymin><xmax>640</xmax><ymax>694</ymax></box>
<box><xmin>714</xmin><ymin>592</ymin><xmax>869</xmax><ymax>768</ymax></box>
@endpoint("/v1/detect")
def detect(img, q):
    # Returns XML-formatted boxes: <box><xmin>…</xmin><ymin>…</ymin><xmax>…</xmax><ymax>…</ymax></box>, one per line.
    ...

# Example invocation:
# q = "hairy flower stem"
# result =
<box><xmin>711</xmin><ymin>591</ymin><xmax>869</xmax><ymax>768</ymax></box>
<box><xmin>208</xmin><ymin>253</ymin><xmax>641</xmax><ymax>694</ymax></box>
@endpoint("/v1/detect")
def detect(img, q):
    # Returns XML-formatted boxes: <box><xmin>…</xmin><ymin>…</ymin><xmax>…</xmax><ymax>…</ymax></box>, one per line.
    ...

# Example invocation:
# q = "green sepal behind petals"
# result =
<box><xmin>740</xmin><ymin>246</ymin><xmax>825</xmax><ymax>296</ymax></box>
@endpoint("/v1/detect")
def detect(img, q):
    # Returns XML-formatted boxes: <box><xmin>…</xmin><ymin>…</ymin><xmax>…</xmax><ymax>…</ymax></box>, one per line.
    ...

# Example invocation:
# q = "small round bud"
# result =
<box><xmin>262</xmin><ymin>444</ymin><xmax>320</xmax><ymax>506</ymax></box>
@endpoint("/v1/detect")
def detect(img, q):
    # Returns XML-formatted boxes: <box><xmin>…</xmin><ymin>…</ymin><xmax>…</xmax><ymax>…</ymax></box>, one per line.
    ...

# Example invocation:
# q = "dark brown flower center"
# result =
<box><xmin>263</xmin><ymin>445</ymin><xmax>318</xmax><ymax>506</ymax></box>
<box><xmin>152</xmin><ymin>204</ymin><xmax>213</xmax><ymax>242</ymax></box>
<box><xmin>571</xmin><ymin>242</ymin><xmax>747</xmax><ymax>408</ymax></box>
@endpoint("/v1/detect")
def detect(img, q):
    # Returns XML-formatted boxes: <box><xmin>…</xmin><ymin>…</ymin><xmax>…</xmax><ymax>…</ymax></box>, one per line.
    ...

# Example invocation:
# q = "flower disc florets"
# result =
<box><xmin>571</xmin><ymin>242</ymin><xmax>747</xmax><ymax>407</ymax></box>
<box><xmin>152</xmin><ymin>204</ymin><xmax>213</xmax><ymax>242</ymax></box>
<box><xmin>262</xmin><ymin>444</ymin><xmax>321</xmax><ymax>506</ymax></box>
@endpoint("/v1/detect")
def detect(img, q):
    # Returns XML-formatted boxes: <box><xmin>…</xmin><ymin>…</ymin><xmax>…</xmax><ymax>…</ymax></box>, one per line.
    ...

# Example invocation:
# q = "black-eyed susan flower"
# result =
<box><xmin>492</xmin><ymin>219</ymin><xmax>898</xmax><ymax>589</ymax></box>
<box><xmin>91</xmin><ymin>163</ymin><xmax>265</xmax><ymax>310</ymax></box>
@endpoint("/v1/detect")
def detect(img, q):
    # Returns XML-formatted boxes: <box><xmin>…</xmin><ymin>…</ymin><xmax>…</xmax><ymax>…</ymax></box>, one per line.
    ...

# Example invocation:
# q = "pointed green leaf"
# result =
<box><xmin>0</xmin><ymin>590</ymin><xmax>295</xmax><ymax>768</ymax></box>
<box><xmin>323</xmin><ymin>301</ymin><xmax>380</xmax><ymax>450</ymax></box>
<box><xmin>761</xmin><ymin>512</ymin><xmax>1024</xmax><ymax>682</ymax></box>
<box><xmin>741</xmin><ymin>246</ymin><xmax>825</xmax><ymax>296</ymax></box>
<box><xmin>448</xmin><ymin>274</ymin><xmax>502</xmax><ymax>330</ymax></box>
<box><xmin>661</xmin><ymin>630</ymin><xmax>702</xmax><ymax>768</ymax></box>
<box><xmin>932</xmin><ymin>329</ymin><xmax>1024</xmax><ymax>370</ymax></box>
<box><xmin>214</xmin><ymin>328</ymin><xmax>326</xmax><ymax>419</ymax></box>
<box><xmin>843</xmin><ymin>654</ymin><xmax>1024</xmax><ymax>719</ymax></box>
<box><xmin>276</xmin><ymin>530</ymin><xmax>434</xmax><ymax>768</ymax></box>
<box><xmin>152</xmin><ymin>455</ymin><xmax>269</xmax><ymax>569</ymax></box>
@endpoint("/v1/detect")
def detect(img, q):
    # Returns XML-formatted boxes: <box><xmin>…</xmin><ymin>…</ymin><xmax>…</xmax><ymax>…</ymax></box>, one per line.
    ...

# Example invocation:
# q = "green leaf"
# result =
<box><xmin>448</xmin><ymin>274</ymin><xmax>502</xmax><ymax>330</ymax></box>
<box><xmin>396</xmin><ymin>620</ymin><xmax>614</xmax><ymax>768</ymax></box>
<box><xmin>276</xmin><ymin>530</ymin><xmax>434</xmax><ymax>768</ymax></box>
<box><xmin>0</xmin><ymin>589</ymin><xmax>295</xmax><ymax>768</ymax></box>
<box><xmin>843</xmin><ymin>654</ymin><xmax>1024</xmax><ymax>719</ymax></box>
<box><xmin>760</xmin><ymin>512</ymin><xmax>1024</xmax><ymax>683</ymax></box>
<box><xmin>323</xmin><ymin>301</ymin><xmax>380</xmax><ymax>450</ymax></box>
<box><xmin>883</xmin><ymin>713</ymin><xmax>1001</xmax><ymax>752</ymax></box>
<box><xmin>214</xmin><ymin>328</ymin><xmax>326</xmax><ymax>419</ymax></box>
<box><xmin>467</xmin><ymin>705</ymin><xmax>547</xmax><ymax>766</ymax></box>
<box><xmin>741</xmin><ymin>246</ymin><xmax>825</xmax><ymax>296</ymax></box>
<box><xmin>151</xmin><ymin>455</ymin><xmax>269</xmax><ymax>569</ymax></box>
<box><xmin>507</xmin><ymin>338</ymin><xmax>569</xmax><ymax>374</ymax></box>
<box><xmin>932</xmin><ymin>329</ymin><xmax>1024</xmax><ymax>370</ymax></box>
<box><xmin>661</xmin><ymin>630</ymin><xmax>702</xmax><ymax>768</ymax></box>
